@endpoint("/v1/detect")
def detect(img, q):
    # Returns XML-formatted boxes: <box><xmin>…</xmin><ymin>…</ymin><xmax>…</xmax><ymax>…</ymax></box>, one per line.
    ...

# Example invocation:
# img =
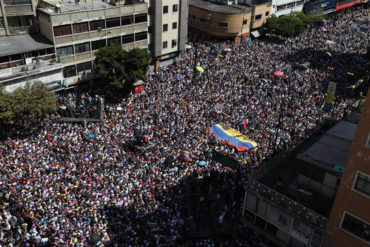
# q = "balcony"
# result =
<box><xmin>8</xmin><ymin>26</ymin><xmax>35</xmax><ymax>35</ymax></box>
<box><xmin>4</xmin><ymin>4</ymin><xmax>33</xmax><ymax>16</ymax></box>
<box><xmin>0</xmin><ymin>56</ymin><xmax>62</xmax><ymax>83</ymax></box>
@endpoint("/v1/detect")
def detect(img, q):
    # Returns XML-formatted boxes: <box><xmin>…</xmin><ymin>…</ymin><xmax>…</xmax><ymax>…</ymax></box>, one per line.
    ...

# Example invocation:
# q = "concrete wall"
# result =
<box><xmin>189</xmin><ymin>5</ymin><xmax>252</xmax><ymax>42</ymax></box>
<box><xmin>4</xmin><ymin>68</ymin><xmax>63</xmax><ymax>92</ymax></box>
<box><xmin>250</xmin><ymin>3</ymin><xmax>271</xmax><ymax>29</ymax></box>
<box><xmin>178</xmin><ymin>0</ymin><xmax>188</xmax><ymax>53</ymax></box>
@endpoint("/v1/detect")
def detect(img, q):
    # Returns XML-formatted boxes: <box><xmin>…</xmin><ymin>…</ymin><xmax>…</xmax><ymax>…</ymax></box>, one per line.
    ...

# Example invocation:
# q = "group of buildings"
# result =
<box><xmin>242</xmin><ymin>90</ymin><xmax>370</xmax><ymax>247</ymax></box>
<box><xmin>0</xmin><ymin>0</ymin><xmax>364</xmax><ymax>92</ymax></box>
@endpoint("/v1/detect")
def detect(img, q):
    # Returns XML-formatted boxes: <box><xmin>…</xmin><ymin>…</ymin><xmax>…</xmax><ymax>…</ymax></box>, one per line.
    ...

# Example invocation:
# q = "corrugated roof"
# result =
<box><xmin>0</xmin><ymin>34</ymin><xmax>54</xmax><ymax>57</ymax></box>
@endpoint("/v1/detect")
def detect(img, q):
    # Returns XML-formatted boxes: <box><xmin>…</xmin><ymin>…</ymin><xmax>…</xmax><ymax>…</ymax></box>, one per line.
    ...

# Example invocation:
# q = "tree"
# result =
<box><xmin>0</xmin><ymin>81</ymin><xmax>57</xmax><ymax>126</ymax></box>
<box><xmin>264</xmin><ymin>12</ymin><xmax>313</xmax><ymax>37</ymax></box>
<box><xmin>94</xmin><ymin>44</ymin><xmax>151</xmax><ymax>90</ymax></box>
<box><xmin>124</xmin><ymin>48</ymin><xmax>151</xmax><ymax>83</ymax></box>
<box><xmin>94</xmin><ymin>43</ymin><xmax>128</xmax><ymax>90</ymax></box>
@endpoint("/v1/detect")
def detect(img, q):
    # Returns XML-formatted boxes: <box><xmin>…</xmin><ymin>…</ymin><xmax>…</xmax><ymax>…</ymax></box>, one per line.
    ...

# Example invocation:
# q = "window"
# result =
<box><xmin>163</xmin><ymin>41</ymin><xmax>168</xmax><ymax>49</ymax></box>
<box><xmin>163</xmin><ymin>5</ymin><xmax>168</xmax><ymax>14</ymax></box>
<box><xmin>92</xmin><ymin>40</ymin><xmax>106</xmax><ymax>50</ymax></box>
<box><xmin>108</xmin><ymin>37</ymin><xmax>121</xmax><ymax>46</ymax></box>
<box><xmin>56</xmin><ymin>46</ymin><xmax>74</xmax><ymax>57</ymax></box>
<box><xmin>4</xmin><ymin>0</ymin><xmax>31</xmax><ymax>5</ymax></box>
<box><xmin>243</xmin><ymin>19</ymin><xmax>247</xmax><ymax>25</ymax></box>
<box><xmin>354</xmin><ymin>172</ymin><xmax>370</xmax><ymax>197</ymax></box>
<box><xmin>73</xmin><ymin>22</ymin><xmax>89</xmax><ymax>34</ymax></box>
<box><xmin>278</xmin><ymin>215</ymin><xmax>288</xmax><ymax>226</ymax></box>
<box><xmin>0</xmin><ymin>18</ymin><xmax>4</xmax><ymax>28</ymax></box>
<box><xmin>200</xmin><ymin>18</ymin><xmax>207</xmax><ymax>23</ymax></box>
<box><xmin>54</xmin><ymin>25</ymin><xmax>72</xmax><ymax>37</ymax></box>
<box><xmin>122</xmin><ymin>15</ymin><xmax>133</xmax><ymax>26</ymax></box>
<box><xmin>341</xmin><ymin>212</ymin><xmax>370</xmax><ymax>243</ymax></box>
<box><xmin>218</xmin><ymin>22</ymin><xmax>228</xmax><ymax>28</ymax></box>
<box><xmin>265</xmin><ymin>11</ymin><xmax>269</xmax><ymax>16</ymax></box>
<box><xmin>173</xmin><ymin>4</ymin><xmax>178</xmax><ymax>12</ymax></box>
<box><xmin>148</xmin><ymin>26</ymin><xmax>153</xmax><ymax>34</ymax></box>
<box><xmin>90</xmin><ymin>20</ymin><xmax>105</xmax><ymax>31</ymax></box>
<box><xmin>172</xmin><ymin>39</ymin><xmax>177</xmax><ymax>48</ymax></box>
<box><xmin>255</xmin><ymin>14</ymin><xmax>262</xmax><ymax>20</ymax></box>
<box><xmin>134</xmin><ymin>14</ymin><xmax>147</xmax><ymax>23</ymax></box>
<box><xmin>190</xmin><ymin>15</ymin><xmax>196</xmax><ymax>20</ymax></box>
<box><xmin>122</xmin><ymin>34</ymin><xmax>134</xmax><ymax>44</ymax></box>
<box><xmin>163</xmin><ymin>24</ymin><xmax>168</xmax><ymax>32</ymax></box>
<box><xmin>75</xmin><ymin>43</ymin><xmax>90</xmax><ymax>54</ymax></box>
<box><xmin>106</xmin><ymin>18</ymin><xmax>120</xmax><ymax>28</ymax></box>
<box><xmin>135</xmin><ymin>31</ymin><xmax>147</xmax><ymax>41</ymax></box>
<box><xmin>63</xmin><ymin>65</ymin><xmax>76</xmax><ymax>77</ymax></box>
<box><xmin>172</xmin><ymin>22</ymin><xmax>177</xmax><ymax>29</ymax></box>
<box><xmin>77</xmin><ymin>62</ymin><xmax>92</xmax><ymax>74</ymax></box>
<box><xmin>366</xmin><ymin>132</ymin><xmax>370</xmax><ymax>148</ymax></box>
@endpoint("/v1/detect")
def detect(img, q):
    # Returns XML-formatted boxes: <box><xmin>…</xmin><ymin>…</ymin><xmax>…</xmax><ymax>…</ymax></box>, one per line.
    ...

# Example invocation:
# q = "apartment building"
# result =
<box><xmin>242</xmin><ymin>113</ymin><xmax>360</xmax><ymax>247</ymax></box>
<box><xmin>145</xmin><ymin>0</ymin><xmax>188</xmax><ymax>69</ymax></box>
<box><xmin>0</xmin><ymin>0</ymin><xmax>39</xmax><ymax>36</ymax></box>
<box><xmin>324</xmin><ymin>90</ymin><xmax>370</xmax><ymax>247</ymax></box>
<box><xmin>189</xmin><ymin>0</ymin><xmax>271</xmax><ymax>44</ymax></box>
<box><xmin>37</xmin><ymin>0</ymin><xmax>148</xmax><ymax>86</ymax></box>
<box><xmin>270</xmin><ymin>0</ymin><xmax>305</xmax><ymax>17</ymax></box>
<box><xmin>0</xmin><ymin>33</ymin><xmax>63</xmax><ymax>92</ymax></box>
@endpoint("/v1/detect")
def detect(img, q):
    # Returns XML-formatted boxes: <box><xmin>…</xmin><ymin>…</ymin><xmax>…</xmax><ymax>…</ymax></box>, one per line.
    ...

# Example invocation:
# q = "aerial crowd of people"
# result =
<box><xmin>0</xmin><ymin>6</ymin><xmax>369</xmax><ymax>247</ymax></box>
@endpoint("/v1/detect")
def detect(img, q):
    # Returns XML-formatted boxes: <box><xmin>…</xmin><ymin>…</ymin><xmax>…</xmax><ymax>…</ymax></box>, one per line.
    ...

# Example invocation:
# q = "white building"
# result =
<box><xmin>270</xmin><ymin>0</ymin><xmax>305</xmax><ymax>17</ymax></box>
<box><xmin>145</xmin><ymin>0</ymin><xmax>188</xmax><ymax>69</ymax></box>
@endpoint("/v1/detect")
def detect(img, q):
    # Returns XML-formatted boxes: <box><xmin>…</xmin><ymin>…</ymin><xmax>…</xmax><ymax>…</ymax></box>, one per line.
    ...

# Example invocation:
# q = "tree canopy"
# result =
<box><xmin>264</xmin><ymin>12</ymin><xmax>314</xmax><ymax>37</ymax></box>
<box><xmin>94</xmin><ymin>44</ymin><xmax>150</xmax><ymax>90</ymax></box>
<box><xmin>0</xmin><ymin>81</ymin><xmax>57</xmax><ymax>126</ymax></box>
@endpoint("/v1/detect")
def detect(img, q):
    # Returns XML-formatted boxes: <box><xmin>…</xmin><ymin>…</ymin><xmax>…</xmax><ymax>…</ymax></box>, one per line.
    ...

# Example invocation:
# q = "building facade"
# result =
<box><xmin>270</xmin><ymin>0</ymin><xmax>305</xmax><ymax>17</ymax></box>
<box><xmin>324</xmin><ymin>90</ymin><xmax>370</xmax><ymax>247</ymax></box>
<box><xmin>37</xmin><ymin>0</ymin><xmax>148</xmax><ymax>86</ymax></box>
<box><xmin>0</xmin><ymin>0</ymin><xmax>39</xmax><ymax>36</ymax></box>
<box><xmin>189</xmin><ymin>0</ymin><xmax>271</xmax><ymax>44</ymax></box>
<box><xmin>242</xmin><ymin>114</ymin><xmax>360</xmax><ymax>247</ymax></box>
<box><xmin>145</xmin><ymin>0</ymin><xmax>188</xmax><ymax>69</ymax></box>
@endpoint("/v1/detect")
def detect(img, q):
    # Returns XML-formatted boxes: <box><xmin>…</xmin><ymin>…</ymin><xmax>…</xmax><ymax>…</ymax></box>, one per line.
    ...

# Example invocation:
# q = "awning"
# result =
<box><xmin>251</xmin><ymin>30</ymin><xmax>261</xmax><ymax>38</ymax></box>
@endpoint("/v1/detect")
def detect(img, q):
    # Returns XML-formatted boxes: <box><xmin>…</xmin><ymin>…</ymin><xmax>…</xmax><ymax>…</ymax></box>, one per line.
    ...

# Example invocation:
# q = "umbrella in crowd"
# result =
<box><xmin>274</xmin><ymin>71</ymin><xmax>284</xmax><ymax>76</ymax></box>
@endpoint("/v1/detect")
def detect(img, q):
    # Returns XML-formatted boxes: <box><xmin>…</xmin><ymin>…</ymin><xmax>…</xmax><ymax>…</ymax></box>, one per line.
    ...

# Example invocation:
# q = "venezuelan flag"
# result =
<box><xmin>210</xmin><ymin>124</ymin><xmax>257</xmax><ymax>151</ymax></box>
<box><xmin>183</xmin><ymin>151</ymin><xmax>195</xmax><ymax>162</ymax></box>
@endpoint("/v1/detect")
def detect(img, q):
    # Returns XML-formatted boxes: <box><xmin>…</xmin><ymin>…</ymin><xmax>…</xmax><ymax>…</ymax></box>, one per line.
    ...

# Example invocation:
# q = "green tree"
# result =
<box><xmin>94</xmin><ymin>43</ymin><xmax>128</xmax><ymax>90</ymax></box>
<box><xmin>0</xmin><ymin>81</ymin><xmax>57</xmax><ymax>126</ymax></box>
<box><xmin>124</xmin><ymin>48</ymin><xmax>151</xmax><ymax>83</ymax></box>
<box><xmin>94</xmin><ymin>44</ymin><xmax>150</xmax><ymax>90</ymax></box>
<box><xmin>264</xmin><ymin>12</ymin><xmax>313</xmax><ymax>37</ymax></box>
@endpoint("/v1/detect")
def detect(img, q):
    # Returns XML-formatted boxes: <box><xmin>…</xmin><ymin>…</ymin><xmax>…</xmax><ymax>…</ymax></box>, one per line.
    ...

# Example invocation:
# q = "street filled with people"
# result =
<box><xmin>0</xmin><ymin>7</ymin><xmax>369</xmax><ymax>247</ymax></box>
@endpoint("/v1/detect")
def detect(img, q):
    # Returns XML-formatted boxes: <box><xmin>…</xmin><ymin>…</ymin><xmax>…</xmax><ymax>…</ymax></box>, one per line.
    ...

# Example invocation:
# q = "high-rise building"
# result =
<box><xmin>145</xmin><ymin>0</ymin><xmax>188</xmax><ymax>69</ymax></box>
<box><xmin>324</xmin><ymin>89</ymin><xmax>370</xmax><ymax>247</ymax></box>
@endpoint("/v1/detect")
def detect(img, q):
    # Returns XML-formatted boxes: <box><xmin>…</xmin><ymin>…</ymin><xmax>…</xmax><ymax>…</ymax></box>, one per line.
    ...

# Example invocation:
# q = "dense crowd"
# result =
<box><xmin>0</xmin><ymin>7</ymin><xmax>369</xmax><ymax>247</ymax></box>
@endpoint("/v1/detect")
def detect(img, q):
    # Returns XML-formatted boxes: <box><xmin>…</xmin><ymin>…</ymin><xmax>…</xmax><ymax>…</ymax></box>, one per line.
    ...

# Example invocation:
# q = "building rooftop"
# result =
<box><xmin>39</xmin><ymin>0</ymin><xmax>115</xmax><ymax>15</ymax></box>
<box><xmin>256</xmin><ymin>117</ymin><xmax>358</xmax><ymax>217</ymax></box>
<box><xmin>189</xmin><ymin>0</ymin><xmax>251</xmax><ymax>14</ymax></box>
<box><xmin>0</xmin><ymin>34</ymin><xmax>54</xmax><ymax>57</ymax></box>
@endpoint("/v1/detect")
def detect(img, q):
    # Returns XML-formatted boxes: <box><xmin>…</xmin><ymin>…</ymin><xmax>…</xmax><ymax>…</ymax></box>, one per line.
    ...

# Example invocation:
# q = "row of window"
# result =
<box><xmin>276</xmin><ymin>1</ymin><xmax>304</xmax><ymax>11</ymax></box>
<box><xmin>56</xmin><ymin>32</ymin><xmax>147</xmax><ymax>57</ymax></box>
<box><xmin>163</xmin><ymin>22</ymin><xmax>177</xmax><ymax>32</ymax></box>
<box><xmin>63</xmin><ymin>61</ymin><xmax>92</xmax><ymax>77</ymax></box>
<box><xmin>163</xmin><ymin>4</ymin><xmax>178</xmax><ymax>14</ymax></box>
<box><xmin>54</xmin><ymin>14</ymin><xmax>147</xmax><ymax>37</ymax></box>
<box><xmin>162</xmin><ymin>39</ymin><xmax>177</xmax><ymax>49</ymax></box>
